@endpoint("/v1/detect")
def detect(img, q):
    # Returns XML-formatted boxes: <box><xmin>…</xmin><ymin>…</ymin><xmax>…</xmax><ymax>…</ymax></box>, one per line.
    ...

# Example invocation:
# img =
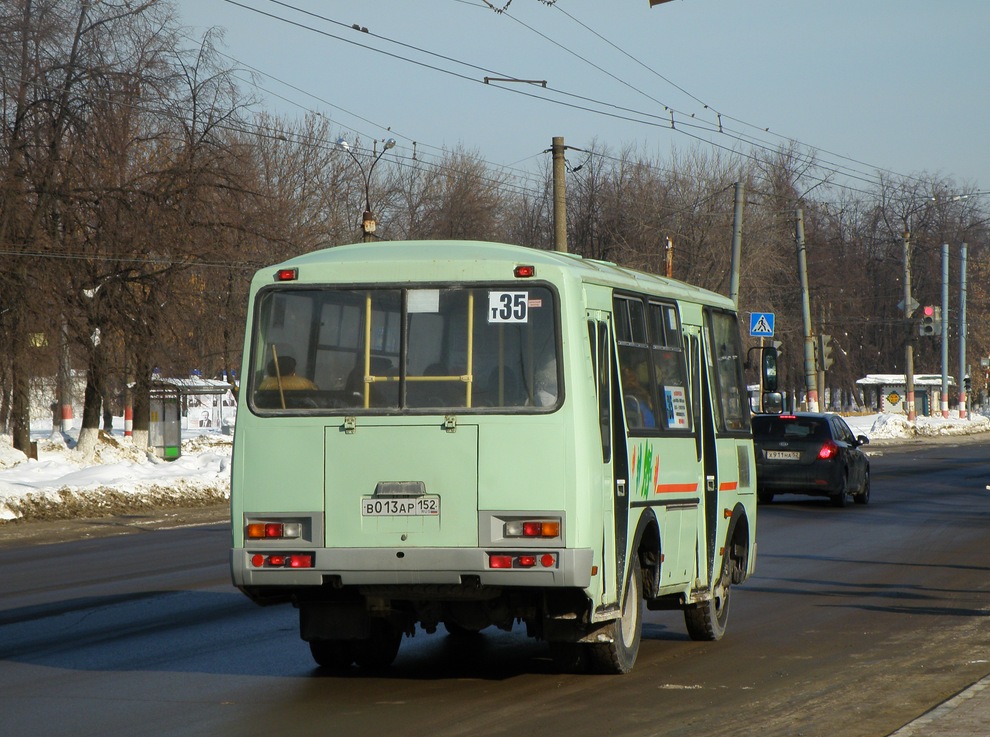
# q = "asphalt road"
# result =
<box><xmin>1</xmin><ymin>435</ymin><xmax>988</xmax><ymax>737</ymax></box>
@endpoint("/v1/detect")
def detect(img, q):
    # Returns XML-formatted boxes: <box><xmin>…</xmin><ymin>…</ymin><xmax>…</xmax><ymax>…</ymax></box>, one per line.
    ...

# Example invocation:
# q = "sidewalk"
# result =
<box><xmin>889</xmin><ymin>675</ymin><xmax>990</xmax><ymax>736</ymax></box>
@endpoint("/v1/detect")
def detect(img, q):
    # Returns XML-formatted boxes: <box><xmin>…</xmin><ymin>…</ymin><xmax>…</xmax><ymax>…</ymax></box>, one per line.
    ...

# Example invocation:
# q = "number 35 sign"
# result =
<box><xmin>488</xmin><ymin>291</ymin><xmax>530</xmax><ymax>323</ymax></box>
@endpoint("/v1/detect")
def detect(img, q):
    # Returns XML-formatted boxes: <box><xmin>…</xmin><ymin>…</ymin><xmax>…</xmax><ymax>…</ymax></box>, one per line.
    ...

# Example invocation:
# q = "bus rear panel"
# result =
<box><xmin>230</xmin><ymin>240</ymin><xmax>757</xmax><ymax>674</ymax></box>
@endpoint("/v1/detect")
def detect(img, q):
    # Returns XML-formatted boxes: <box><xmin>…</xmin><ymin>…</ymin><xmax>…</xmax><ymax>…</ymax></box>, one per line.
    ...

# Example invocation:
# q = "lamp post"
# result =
<box><xmin>336</xmin><ymin>137</ymin><xmax>396</xmax><ymax>242</ymax></box>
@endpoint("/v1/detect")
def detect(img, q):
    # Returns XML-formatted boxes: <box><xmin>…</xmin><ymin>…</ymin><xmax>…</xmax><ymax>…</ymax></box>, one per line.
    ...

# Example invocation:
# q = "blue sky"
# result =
<box><xmin>174</xmin><ymin>0</ymin><xmax>988</xmax><ymax>194</ymax></box>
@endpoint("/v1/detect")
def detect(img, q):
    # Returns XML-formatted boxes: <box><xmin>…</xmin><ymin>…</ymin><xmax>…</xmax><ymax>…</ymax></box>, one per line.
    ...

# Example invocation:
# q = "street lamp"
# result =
<box><xmin>336</xmin><ymin>136</ymin><xmax>396</xmax><ymax>242</ymax></box>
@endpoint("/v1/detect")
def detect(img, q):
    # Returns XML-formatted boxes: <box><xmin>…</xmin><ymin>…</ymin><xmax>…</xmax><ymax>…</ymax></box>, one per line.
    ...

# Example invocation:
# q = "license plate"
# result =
<box><xmin>362</xmin><ymin>496</ymin><xmax>440</xmax><ymax>516</ymax></box>
<box><xmin>765</xmin><ymin>450</ymin><xmax>800</xmax><ymax>461</ymax></box>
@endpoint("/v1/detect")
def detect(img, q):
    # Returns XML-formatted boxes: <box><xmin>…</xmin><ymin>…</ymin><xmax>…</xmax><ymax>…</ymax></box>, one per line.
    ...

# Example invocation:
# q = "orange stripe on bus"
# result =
<box><xmin>719</xmin><ymin>481</ymin><xmax>738</xmax><ymax>492</ymax></box>
<box><xmin>654</xmin><ymin>483</ymin><xmax>699</xmax><ymax>494</ymax></box>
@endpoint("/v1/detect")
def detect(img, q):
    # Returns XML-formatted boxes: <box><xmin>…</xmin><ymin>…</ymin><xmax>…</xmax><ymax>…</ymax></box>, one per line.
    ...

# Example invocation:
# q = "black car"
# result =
<box><xmin>752</xmin><ymin>412</ymin><xmax>870</xmax><ymax>507</ymax></box>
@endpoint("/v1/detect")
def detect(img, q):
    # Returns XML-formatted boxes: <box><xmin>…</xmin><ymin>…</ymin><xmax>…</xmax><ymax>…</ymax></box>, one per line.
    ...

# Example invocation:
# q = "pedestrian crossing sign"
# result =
<box><xmin>749</xmin><ymin>312</ymin><xmax>775</xmax><ymax>337</ymax></box>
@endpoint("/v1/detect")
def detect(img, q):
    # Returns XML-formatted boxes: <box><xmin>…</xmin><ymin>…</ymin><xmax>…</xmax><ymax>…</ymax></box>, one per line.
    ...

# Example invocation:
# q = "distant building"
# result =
<box><xmin>855</xmin><ymin>374</ymin><xmax>954</xmax><ymax>416</ymax></box>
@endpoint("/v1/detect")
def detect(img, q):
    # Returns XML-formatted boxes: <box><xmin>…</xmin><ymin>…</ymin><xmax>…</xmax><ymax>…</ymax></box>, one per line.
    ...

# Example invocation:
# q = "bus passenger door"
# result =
<box><xmin>688</xmin><ymin>328</ymin><xmax>718</xmax><ymax>589</ymax></box>
<box><xmin>588</xmin><ymin>314</ymin><xmax>625</xmax><ymax>608</ymax></box>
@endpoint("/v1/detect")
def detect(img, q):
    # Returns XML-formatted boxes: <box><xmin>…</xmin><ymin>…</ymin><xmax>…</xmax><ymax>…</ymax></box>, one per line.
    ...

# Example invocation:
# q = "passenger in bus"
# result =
<box><xmin>534</xmin><ymin>359</ymin><xmax>558</xmax><ymax>407</ymax></box>
<box><xmin>259</xmin><ymin>356</ymin><xmax>318</xmax><ymax>391</ymax></box>
<box><xmin>621</xmin><ymin>363</ymin><xmax>656</xmax><ymax>428</ymax></box>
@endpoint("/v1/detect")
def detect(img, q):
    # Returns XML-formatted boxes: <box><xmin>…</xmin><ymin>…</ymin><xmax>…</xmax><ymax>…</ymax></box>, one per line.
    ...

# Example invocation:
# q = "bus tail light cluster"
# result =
<box><xmin>488</xmin><ymin>552</ymin><xmax>558</xmax><ymax>570</ymax></box>
<box><xmin>246</xmin><ymin>521</ymin><xmax>302</xmax><ymax>540</ymax></box>
<box><xmin>250</xmin><ymin>553</ymin><xmax>314</xmax><ymax>569</ymax></box>
<box><xmin>503</xmin><ymin>519</ymin><xmax>561</xmax><ymax>539</ymax></box>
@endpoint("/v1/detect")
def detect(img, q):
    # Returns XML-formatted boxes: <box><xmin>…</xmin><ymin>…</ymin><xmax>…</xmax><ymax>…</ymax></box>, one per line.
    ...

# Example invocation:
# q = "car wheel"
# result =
<box><xmin>854</xmin><ymin>469</ymin><xmax>871</xmax><ymax>505</ymax></box>
<box><xmin>830</xmin><ymin>473</ymin><xmax>848</xmax><ymax>508</ymax></box>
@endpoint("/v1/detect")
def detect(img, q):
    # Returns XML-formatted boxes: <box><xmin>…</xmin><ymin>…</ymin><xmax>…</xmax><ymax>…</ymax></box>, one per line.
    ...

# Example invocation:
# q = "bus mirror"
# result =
<box><xmin>761</xmin><ymin>391</ymin><xmax>783</xmax><ymax>414</ymax></box>
<box><xmin>761</xmin><ymin>347</ymin><xmax>778</xmax><ymax>393</ymax></box>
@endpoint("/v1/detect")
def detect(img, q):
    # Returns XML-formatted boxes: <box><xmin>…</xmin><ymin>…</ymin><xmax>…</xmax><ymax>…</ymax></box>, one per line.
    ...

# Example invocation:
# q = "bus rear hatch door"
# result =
<box><xmin>324</xmin><ymin>424</ymin><xmax>479</xmax><ymax>548</ymax></box>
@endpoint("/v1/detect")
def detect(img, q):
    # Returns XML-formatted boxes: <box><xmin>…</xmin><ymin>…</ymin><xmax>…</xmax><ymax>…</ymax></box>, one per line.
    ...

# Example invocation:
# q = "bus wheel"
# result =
<box><xmin>352</xmin><ymin>620</ymin><xmax>402</xmax><ymax>670</ymax></box>
<box><xmin>588</xmin><ymin>564</ymin><xmax>642</xmax><ymax>674</ymax></box>
<box><xmin>685</xmin><ymin>573</ymin><xmax>730</xmax><ymax>641</ymax></box>
<box><xmin>549</xmin><ymin>641</ymin><xmax>589</xmax><ymax>674</ymax></box>
<box><xmin>309</xmin><ymin>639</ymin><xmax>354</xmax><ymax>669</ymax></box>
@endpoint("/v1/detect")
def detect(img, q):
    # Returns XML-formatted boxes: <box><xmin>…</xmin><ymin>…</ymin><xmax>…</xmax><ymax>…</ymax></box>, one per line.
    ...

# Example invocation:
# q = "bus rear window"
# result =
<box><xmin>249</xmin><ymin>286</ymin><xmax>559</xmax><ymax>413</ymax></box>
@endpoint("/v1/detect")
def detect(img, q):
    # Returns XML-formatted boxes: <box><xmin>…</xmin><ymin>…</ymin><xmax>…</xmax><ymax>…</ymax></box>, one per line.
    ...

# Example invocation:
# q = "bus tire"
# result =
<box><xmin>588</xmin><ymin>563</ymin><xmax>642</xmax><ymax>674</ymax></box>
<box><xmin>684</xmin><ymin>571</ymin><xmax>730</xmax><ymax>641</ymax></box>
<box><xmin>352</xmin><ymin>620</ymin><xmax>402</xmax><ymax>670</ymax></box>
<box><xmin>549</xmin><ymin>641</ymin><xmax>589</xmax><ymax>674</ymax></box>
<box><xmin>309</xmin><ymin>639</ymin><xmax>354</xmax><ymax>669</ymax></box>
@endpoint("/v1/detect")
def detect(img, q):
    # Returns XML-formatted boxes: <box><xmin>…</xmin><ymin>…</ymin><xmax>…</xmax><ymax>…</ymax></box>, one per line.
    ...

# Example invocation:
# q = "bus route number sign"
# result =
<box><xmin>488</xmin><ymin>291</ymin><xmax>529</xmax><ymax>323</ymax></box>
<box><xmin>361</xmin><ymin>495</ymin><xmax>440</xmax><ymax>517</ymax></box>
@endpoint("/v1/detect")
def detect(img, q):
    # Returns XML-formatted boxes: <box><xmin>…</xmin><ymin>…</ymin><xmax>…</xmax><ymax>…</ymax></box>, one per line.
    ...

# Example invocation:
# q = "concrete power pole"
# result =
<box><xmin>959</xmin><ymin>242</ymin><xmax>969</xmax><ymax>418</ymax></box>
<box><xmin>795</xmin><ymin>209</ymin><xmax>819</xmax><ymax>411</ymax></box>
<box><xmin>940</xmin><ymin>244</ymin><xmax>950</xmax><ymax>417</ymax></box>
<box><xmin>903</xmin><ymin>230</ymin><xmax>917</xmax><ymax>421</ymax></box>
<box><xmin>729</xmin><ymin>182</ymin><xmax>744</xmax><ymax>308</ymax></box>
<box><xmin>552</xmin><ymin>137</ymin><xmax>567</xmax><ymax>253</ymax></box>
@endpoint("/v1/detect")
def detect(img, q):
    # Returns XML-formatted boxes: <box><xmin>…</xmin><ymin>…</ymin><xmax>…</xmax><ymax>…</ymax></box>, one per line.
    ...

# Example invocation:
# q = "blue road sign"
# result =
<box><xmin>750</xmin><ymin>312</ymin><xmax>775</xmax><ymax>337</ymax></box>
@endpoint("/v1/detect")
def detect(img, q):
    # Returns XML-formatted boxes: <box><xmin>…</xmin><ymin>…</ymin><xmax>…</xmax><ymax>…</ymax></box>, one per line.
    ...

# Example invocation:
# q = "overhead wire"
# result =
<box><xmin>235</xmin><ymin>0</ymin><xmax>904</xmax><ymax>200</ymax></box>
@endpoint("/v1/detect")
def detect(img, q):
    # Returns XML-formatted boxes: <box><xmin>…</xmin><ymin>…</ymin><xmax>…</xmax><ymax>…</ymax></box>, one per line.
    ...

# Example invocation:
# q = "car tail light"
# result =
<box><xmin>818</xmin><ymin>440</ymin><xmax>839</xmax><ymax>460</ymax></box>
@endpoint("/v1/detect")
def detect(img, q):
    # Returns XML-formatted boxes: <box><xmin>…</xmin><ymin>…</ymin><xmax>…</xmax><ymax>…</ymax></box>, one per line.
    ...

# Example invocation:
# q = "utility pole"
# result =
<box><xmin>795</xmin><ymin>209</ymin><xmax>818</xmax><ymax>411</ymax></box>
<box><xmin>57</xmin><ymin>317</ymin><xmax>73</xmax><ymax>435</ymax></box>
<box><xmin>940</xmin><ymin>244</ymin><xmax>950</xmax><ymax>417</ymax></box>
<box><xmin>902</xmin><ymin>230</ymin><xmax>917</xmax><ymax>421</ymax></box>
<box><xmin>729</xmin><ymin>182</ymin><xmax>744</xmax><ymax>307</ymax></box>
<box><xmin>552</xmin><ymin>136</ymin><xmax>567</xmax><ymax>253</ymax></box>
<box><xmin>959</xmin><ymin>242</ymin><xmax>968</xmax><ymax>418</ymax></box>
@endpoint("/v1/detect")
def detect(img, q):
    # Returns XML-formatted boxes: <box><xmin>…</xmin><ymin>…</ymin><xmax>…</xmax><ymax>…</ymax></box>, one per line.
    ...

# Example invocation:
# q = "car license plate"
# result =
<box><xmin>362</xmin><ymin>495</ymin><xmax>440</xmax><ymax>517</ymax></box>
<box><xmin>765</xmin><ymin>450</ymin><xmax>800</xmax><ymax>461</ymax></box>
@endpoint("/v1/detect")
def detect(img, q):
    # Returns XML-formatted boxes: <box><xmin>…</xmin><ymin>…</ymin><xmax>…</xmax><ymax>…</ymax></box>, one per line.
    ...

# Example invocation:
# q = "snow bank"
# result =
<box><xmin>0</xmin><ymin>411</ymin><xmax>987</xmax><ymax>524</ymax></box>
<box><xmin>0</xmin><ymin>430</ymin><xmax>231</xmax><ymax>523</ymax></box>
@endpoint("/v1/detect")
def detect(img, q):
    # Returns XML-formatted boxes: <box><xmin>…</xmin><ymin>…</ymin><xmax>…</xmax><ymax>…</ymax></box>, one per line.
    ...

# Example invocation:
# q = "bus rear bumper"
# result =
<box><xmin>231</xmin><ymin>546</ymin><xmax>594</xmax><ymax>590</ymax></box>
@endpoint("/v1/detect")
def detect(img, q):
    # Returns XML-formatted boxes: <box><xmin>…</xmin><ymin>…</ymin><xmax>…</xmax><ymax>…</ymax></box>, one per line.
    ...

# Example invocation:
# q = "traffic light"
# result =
<box><xmin>815</xmin><ymin>334</ymin><xmax>834</xmax><ymax>371</ymax></box>
<box><xmin>919</xmin><ymin>305</ymin><xmax>941</xmax><ymax>336</ymax></box>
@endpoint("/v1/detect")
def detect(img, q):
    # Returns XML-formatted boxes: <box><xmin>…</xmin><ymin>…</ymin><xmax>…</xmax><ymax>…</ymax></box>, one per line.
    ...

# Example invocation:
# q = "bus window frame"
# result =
<box><xmin>704</xmin><ymin>306</ymin><xmax>751</xmax><ymax>437</ymax></box>
<box><xmin>613</xmin><ymin>292</ymin><xmax>692</xmax><ymax>436</ymax></box>
<box><xmin>247</xmin><ymin>281</ymin><xmax>564</xmax><ymax>417</ymax></box>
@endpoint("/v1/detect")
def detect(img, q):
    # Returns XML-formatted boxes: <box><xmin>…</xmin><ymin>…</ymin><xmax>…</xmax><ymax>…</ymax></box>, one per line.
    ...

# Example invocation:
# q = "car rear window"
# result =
<box><xmin>752</xmin><ymin>416</ymin><xmax>829</xmax><ymax>440</ymax></box>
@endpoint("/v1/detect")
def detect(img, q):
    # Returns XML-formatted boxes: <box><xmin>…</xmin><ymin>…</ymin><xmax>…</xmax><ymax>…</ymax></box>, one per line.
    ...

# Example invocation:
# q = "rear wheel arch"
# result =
<box><xmin>630</xmin><ymin>509</ymin><xmax>661</xmax><ymax>598</ymax></box>
<box><xmin>723</xmin><ymin>503</ymin><xmax>752</xmax><ymax>585</ymax></box>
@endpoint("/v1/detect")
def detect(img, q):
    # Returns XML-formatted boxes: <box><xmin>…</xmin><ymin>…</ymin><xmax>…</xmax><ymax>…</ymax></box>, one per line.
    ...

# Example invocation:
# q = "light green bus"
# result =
<box><xmin>230</xmin><ymin>240</ymin><xmax>760</xmax><ymax>674</ymax></box>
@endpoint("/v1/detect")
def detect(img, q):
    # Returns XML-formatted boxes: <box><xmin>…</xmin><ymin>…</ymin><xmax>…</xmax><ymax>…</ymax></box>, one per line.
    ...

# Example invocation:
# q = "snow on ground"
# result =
<box><xmin>0</xmin><ymin>423</ymin><xmax>232</xmax><ymax>523</ymax></box>
<box><xmin>0</xmin><ymin>411</ymin><xmax>987</xmax><ymax>524</ymax></box>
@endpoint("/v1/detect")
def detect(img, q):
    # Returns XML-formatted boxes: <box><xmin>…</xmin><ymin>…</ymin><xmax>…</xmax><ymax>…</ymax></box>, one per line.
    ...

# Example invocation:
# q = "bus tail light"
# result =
<box><xmin>246</xmin><ymin>521</ymin><xmax>303</xmax><ymax>540</ymax></box>
<box><xmin>513</xmin><ymin>265</ymin><xmax>536</xmax><ymax>278</ymax></box>
<box><xmin>487</xmin><ymin>552</ymin><xmax>558</xmax><ymax>569</ymax></box>
<box><xmin>275</xmin><ymin>268</ymin><xmax>298</xmax><ymax>282</ymax></box>
<box><xmin>504</xmin><ymin>519</ymin><xmax>561</xmax><ymax>539</ymax></box>
<box><xmin>250</xmin><ymin>553</ymin><xmax>314</xmax><ymax>568</ymax></box>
